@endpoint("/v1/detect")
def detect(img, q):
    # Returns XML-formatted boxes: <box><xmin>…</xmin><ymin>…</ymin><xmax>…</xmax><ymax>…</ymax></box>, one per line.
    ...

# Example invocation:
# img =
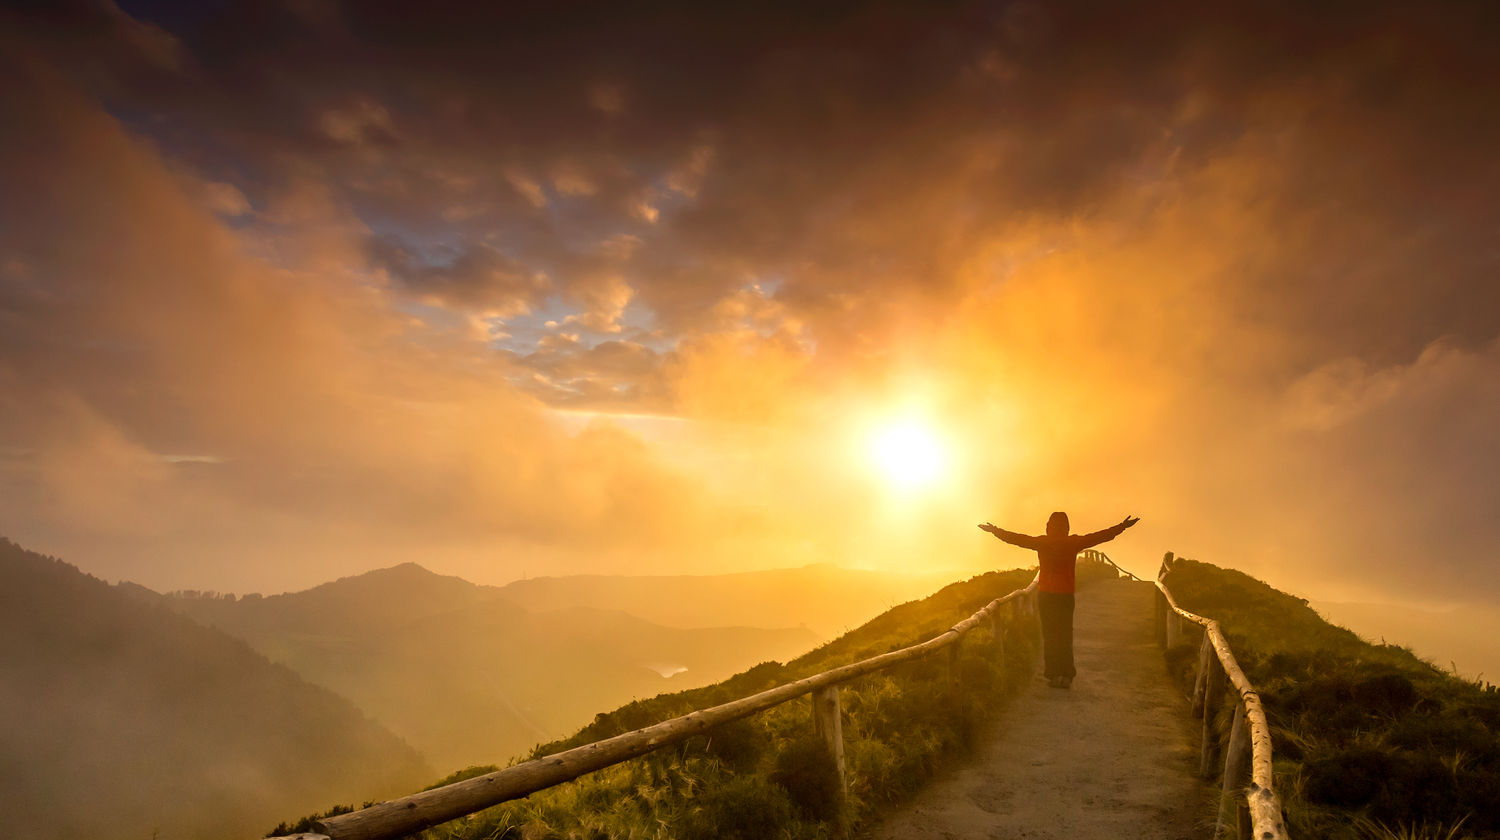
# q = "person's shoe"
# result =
<box><xmin>1046</xmin><ymin>676</ymin><xmax>1065</xmax><ymax>688</ymax></box>
<box><xmin>1060</xmin><ymin>676</ymin><xmax>1073</xmax><ymax>689</ymax></box>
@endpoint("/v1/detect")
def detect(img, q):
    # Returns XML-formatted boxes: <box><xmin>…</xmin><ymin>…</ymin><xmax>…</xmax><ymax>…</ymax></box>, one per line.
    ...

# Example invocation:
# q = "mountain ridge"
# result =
<box><xmin>0</xmin><ymin>537</ymin><xmax>431</xmax><ymax>840</ymax></box>
<box><xmin>146</xmin><ymin>560</ymin><xmax>841</xmax><ymax>770</ymax></box>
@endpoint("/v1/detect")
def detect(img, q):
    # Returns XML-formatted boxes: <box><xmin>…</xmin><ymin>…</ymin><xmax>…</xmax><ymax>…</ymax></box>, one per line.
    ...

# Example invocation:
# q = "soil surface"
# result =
<box><xmin>860</xmin><ymin>577</ymin><xmax>1216</xmax><ymax>840</ymax></box>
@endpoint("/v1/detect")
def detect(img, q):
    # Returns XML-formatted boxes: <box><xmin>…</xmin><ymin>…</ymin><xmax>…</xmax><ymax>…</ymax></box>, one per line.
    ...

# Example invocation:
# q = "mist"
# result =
<box><xmin>3</xmin><ymin>0</ymin><xmax>1498</xmax><ymax>710</ymax></box>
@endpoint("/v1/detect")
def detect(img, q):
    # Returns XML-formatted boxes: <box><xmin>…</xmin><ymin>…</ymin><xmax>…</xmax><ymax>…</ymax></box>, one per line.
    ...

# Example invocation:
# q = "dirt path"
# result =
<box><xmin>861</xmin><ymin>578</ymin><xmax>1215</xmax><ymax>840</ymax></box>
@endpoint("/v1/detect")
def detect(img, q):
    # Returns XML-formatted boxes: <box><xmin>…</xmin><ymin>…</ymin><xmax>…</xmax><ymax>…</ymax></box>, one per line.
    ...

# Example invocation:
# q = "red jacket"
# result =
<box><xmin>989</xmin><ymin>522</ymin><xmax>1131</xmax><ymax>593</ymax></box>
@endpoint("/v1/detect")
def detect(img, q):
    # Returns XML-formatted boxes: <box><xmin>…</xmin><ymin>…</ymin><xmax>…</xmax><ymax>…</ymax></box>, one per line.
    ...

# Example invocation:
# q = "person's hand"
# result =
<box><xmin>978</xmin><ymin>523</ymin><xmax>999</xmax><ymax>535</ymax></box>
<box><xmin>1122</xmin><ymin>515</ymin><xmax>1141</xmax><ymax>528</ymax></box>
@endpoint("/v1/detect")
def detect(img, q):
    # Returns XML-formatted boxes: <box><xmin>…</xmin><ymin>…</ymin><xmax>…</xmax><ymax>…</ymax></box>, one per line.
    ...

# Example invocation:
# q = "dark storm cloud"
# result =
<box><xmin>17</xmin><ymin>0</ymin><xmax>1497</xmax><ymax>363</ymax></box>
<box><xmin>366</xmin><ymin>235</ymin><xmax>548</xmax><ymax>313</ymax></box>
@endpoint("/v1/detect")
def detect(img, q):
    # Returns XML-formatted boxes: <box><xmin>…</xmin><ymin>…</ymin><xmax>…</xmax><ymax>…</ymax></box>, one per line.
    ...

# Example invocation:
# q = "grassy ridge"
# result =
<box><xmin>1160</xmin><ymin>556</ymin><xmax>1500</xmax><ymax>840</ymax></box>
<box><xmin>275</xmin><ymin>562</ymin><xmax>1141</xmax><ymax>838</ymax></box>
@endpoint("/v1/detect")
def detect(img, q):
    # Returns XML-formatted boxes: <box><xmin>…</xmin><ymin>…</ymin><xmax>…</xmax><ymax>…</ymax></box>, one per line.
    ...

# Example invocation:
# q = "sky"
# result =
<box><xmin>2</xmin><ymin>1</ymin><xmax>1498</xmax><ymax>625</ymax></box>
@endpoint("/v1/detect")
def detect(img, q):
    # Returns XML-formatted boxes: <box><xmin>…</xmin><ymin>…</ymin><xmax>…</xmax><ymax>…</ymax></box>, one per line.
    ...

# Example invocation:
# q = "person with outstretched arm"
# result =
<box><xmin>978</xmin><ymin>512</ymin><xmax>1140</xmax><ymax>689</ymax></box>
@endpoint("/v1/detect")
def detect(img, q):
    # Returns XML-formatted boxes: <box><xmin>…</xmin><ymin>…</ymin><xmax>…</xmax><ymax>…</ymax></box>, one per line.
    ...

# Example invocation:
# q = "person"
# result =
<box><xmin>978</xmin><ymin>512</ymin><xmax>1140</xmax><ymax>689</ymax></box>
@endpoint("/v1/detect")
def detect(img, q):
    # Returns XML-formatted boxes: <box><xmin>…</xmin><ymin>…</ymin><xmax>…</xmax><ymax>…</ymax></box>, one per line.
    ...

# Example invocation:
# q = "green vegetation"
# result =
<box><xmin>1160</xmin><ymin>556</ymin><xmax>1500</xmax><ymax>840</ymax></box>
<box><xmin>274</xmin><ymin>562</ymin><xmax>1139</xmax><ymax>839</ymax></box>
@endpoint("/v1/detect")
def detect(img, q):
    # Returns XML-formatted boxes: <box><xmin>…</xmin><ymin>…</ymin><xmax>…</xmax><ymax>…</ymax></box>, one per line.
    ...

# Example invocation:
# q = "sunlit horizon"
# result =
<box><xmin>1</xmin><ymin>0</ymin><xmax>1497</xmax><ymax>677</ymax></box>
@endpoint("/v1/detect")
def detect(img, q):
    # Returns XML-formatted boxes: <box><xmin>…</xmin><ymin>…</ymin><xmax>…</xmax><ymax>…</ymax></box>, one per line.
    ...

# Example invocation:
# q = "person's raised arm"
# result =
<box><xmin>978</xmin><ymin>522</ymin><xmax>1042</xmax><ymax>550</ymax></box>
<box><xmin>1076</xmin><ymin>515</ymin><xmax>1140</xmax><ymax>548</ymax></box>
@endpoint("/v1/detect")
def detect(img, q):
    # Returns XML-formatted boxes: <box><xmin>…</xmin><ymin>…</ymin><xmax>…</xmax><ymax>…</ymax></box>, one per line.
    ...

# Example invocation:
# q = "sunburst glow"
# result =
<box><xmin>868</xmin><ymin>421</ymin><xmax>948</xmax><ymax>490</ymax></box>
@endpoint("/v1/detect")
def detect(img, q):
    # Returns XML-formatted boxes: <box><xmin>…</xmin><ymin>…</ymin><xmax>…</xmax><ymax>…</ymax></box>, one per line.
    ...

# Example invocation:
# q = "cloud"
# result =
<box><xmin>1265</xmin><ymin>338</ymin><xmax>1500</xmax><ymax>600</ymax></box>
<box><xmin>2</xmin><ymin>0</ymin><xmax>1499</xmax><ymax>611</ymax></box>
<box><xmin>565</xmin><ymin>274</ymin><xmax>633</xmax><ymax>333</ymax></box>
<box><xmin>0</xmin><ymin>51</ymin><xmax>751</xmax><ymax>590</ymax></box>
<box><xmin>367</xmin><ymin>236</ymin><xmax>549</xmax><ymax>316</ymax></box>
<box><xmin>318</xmin><ymin>98</ymin><xmax>396</xmax><ymax>146</ymax></box>
<box><xmin>505</xmin><ymin>338</ymin><xmax>668</xmax><ymax>411</ymax></box>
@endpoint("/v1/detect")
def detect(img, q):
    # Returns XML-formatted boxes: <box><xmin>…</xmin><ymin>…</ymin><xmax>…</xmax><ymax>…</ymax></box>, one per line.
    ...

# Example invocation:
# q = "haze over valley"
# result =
<box><xmin>2</xmin><ymin>534</ymin><xmax>953</xmax><ymax>835</ymax></box>
<box><xmin>139</xmin><ymin>561</ymin><xmax>943</xmax><ymax>768</ymax></box>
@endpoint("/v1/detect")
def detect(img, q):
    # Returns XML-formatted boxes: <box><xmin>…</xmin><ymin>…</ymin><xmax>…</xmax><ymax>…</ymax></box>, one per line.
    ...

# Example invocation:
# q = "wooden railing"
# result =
<box><xmin>269</xmin><ymin>573</ymin><xmax>1043</xmax><ymax>840</ymax></box>
<box><xmin>1154</xmin><ymin>555</ymin><xmax>1290</xmax><ymax>840</ymax></box>
<box><xmin>268</xmin><ymin>554</ymin><xmax>1274</xmax><ymax>840</ymax></box>
<box><xmin>1079</xmin><ymin>548</ymin><xmax>1145</xmax><ymax>582</ymax></box>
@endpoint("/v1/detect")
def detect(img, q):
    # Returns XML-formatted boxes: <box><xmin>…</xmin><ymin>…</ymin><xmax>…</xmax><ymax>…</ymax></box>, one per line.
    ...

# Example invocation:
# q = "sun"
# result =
<box><xmin>867</xmin><ymin>420</ymin><xmax>948</xmax><ymax>491</ymax></box>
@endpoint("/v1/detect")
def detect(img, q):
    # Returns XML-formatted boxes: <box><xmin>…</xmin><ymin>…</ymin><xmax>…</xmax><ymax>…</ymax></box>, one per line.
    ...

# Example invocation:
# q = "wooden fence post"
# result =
<box><xmin>947</xmin><ymin>638</ymin><xmax>961</xmax><ymax>687</ymax></box>
<box><xmin>1154</xmin><ymin>589</ymin><xmax>1167</xmax><ymax>648</ymax></box>
<box><xmin>1199</xmin><ymin>655</ymin><xmax>1225</xmax><ymax>779</ymax></box>
<box><xmin>1218</xmin><ymin>702</ymin><xmax>1251</xmax><ymax>837</ymax></box>
<box><xmin>990</xmin><ymin>608</ymin><xmax>1006</xmax><ymax>689</ymax></box>
<box><xmin>1166</xmin><ymin>609</ymin><xmax>1182</xmax><ymax>648</ymax></box>
<box><xmin>812</xmin><ymin>685</ymin><xmax>847</xmax><ymax>797</ymax></box>
<box><xmin>1191</xmin><ymin>633</ymin><xmax>1211</xmax><ymax>714</ymax></box>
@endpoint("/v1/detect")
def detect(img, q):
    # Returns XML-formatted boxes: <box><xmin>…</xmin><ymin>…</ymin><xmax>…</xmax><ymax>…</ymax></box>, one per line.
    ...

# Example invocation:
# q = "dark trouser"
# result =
<box><xmin>1038</xmin><ymin>591</ymin><xmax>1076</xmax><ymax>679</ymax></box>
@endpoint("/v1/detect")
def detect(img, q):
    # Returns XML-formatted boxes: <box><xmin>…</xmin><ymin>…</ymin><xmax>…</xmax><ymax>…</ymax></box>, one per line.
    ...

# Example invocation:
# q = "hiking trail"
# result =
<box><xmin>861</xmin><ymin>577</ymin><xmax>1216</xmax><ymax>840</ymax></box>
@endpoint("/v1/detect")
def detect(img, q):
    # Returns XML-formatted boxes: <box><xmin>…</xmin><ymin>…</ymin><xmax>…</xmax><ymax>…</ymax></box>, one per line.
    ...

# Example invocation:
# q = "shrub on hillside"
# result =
<box><xmin>684</xmin><ymin>717</ymin><xmax>766</xmax><ymax>774</ymax></box>
<box><xmin>1162</xmin><ymin>556</ymin><xmax>1500</xmax><ymax>839</ymax></box>
<box><xmin>684</xmin><ymin>774</ymin><xmax>798</xmax><ymax>840</ymax></box>
<box><xmin>771</xmin><ymin>735</ymin><xmax>844</xmax><ymax>822</ymax></box>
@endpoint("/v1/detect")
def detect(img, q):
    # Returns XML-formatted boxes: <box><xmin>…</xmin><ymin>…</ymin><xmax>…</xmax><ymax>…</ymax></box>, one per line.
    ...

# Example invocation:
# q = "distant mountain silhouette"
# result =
<box><xmin>150</xmin><ymin>563</ymin><xmax>827</xmax><ymax>769</ymax></box>
<box><xmin>496</xmin><ymin>562</ymin><xmax>953</xmax><ymax>638</ymax></box>
<box><xmin>0</xmin><ymin>538</ymin><xmax>430</xmax><ymax>840</ymax></box>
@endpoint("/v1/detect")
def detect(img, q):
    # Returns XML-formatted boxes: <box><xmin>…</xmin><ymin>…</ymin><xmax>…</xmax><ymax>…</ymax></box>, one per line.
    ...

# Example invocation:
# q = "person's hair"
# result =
<box><xmin>1046</xmin><ymin>511</ymin><xmax>1069</xmax><ymax>536</ymax></box>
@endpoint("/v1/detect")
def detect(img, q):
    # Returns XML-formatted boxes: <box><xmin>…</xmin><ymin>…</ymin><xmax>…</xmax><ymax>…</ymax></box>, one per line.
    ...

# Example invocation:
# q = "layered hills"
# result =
<box><xmin>0</xmin><ymin>538</ymin><xmax>430</xmax><ymax>840</ymax></box>
<box><xmin>495</xmin><ymin>563</ymin><xmax>953</xmax><ymax>638</ymax></box>
<box><xmin>144</xmin><ymin>563</ymin><xmax>874</xmax><ymax>769</ymax></box>
<box><xmin>2</xmin><ymin>536</ymin><xmax>949</xmax><ymax>838</ymax></box>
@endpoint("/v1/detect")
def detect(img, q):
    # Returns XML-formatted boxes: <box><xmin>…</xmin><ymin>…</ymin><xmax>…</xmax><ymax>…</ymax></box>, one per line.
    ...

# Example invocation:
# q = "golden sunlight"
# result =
<box><xmin>867</xmin><ymin>420</ymin><xmax>949</xmax><ymax>491</ymax></box>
